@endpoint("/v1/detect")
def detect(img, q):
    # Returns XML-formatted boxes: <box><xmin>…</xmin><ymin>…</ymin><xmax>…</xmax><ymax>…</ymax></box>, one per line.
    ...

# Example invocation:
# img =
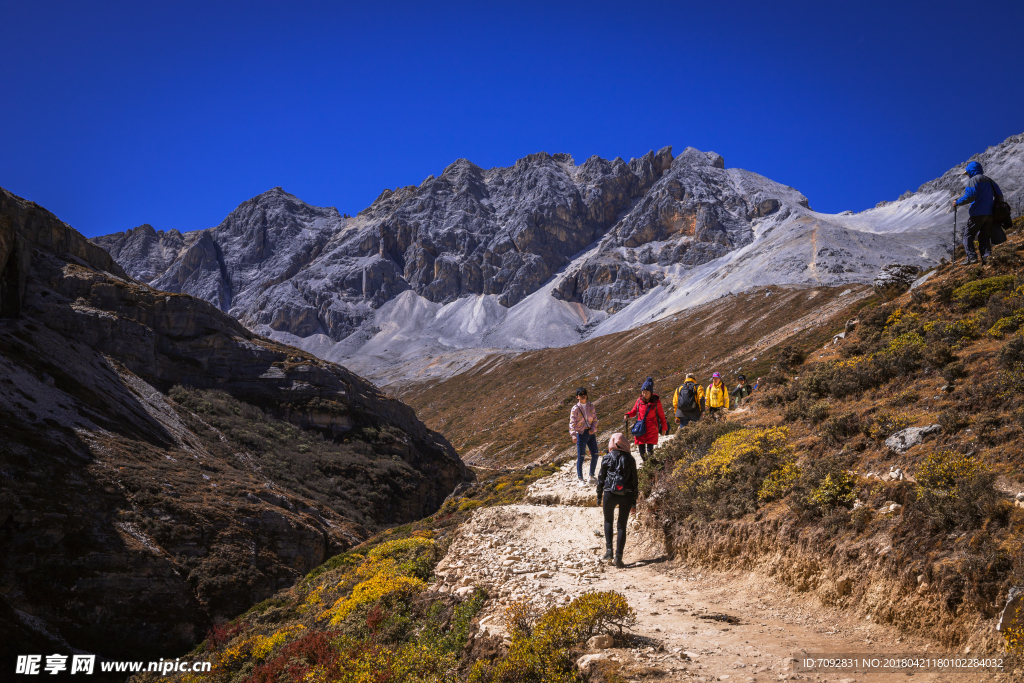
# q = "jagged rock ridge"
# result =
<box><xmin>96</xmin><ymin>146</ymin><xmax>758</xmax><ymax>339</ymax></box>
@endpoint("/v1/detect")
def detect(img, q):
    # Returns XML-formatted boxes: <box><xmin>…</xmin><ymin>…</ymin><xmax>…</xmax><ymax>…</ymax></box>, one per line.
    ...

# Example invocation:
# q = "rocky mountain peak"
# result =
<box><xmin>92</xmin><ymin>133</ymin><xmax>1023</xmax><ymax>383</ymax></box>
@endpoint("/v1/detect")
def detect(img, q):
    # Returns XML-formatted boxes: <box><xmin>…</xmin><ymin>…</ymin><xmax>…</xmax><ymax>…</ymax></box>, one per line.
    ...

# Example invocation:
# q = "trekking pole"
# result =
<box><xmin>952</xmin><ymin>204</ymin><xmax>957</xmax><ymax>260</ymax></box>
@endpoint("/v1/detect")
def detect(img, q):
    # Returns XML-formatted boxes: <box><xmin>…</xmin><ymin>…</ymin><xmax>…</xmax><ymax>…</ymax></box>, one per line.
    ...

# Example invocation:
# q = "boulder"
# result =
<box><xmin>885</xmin><ymin>424</ymin><xmax>941</xmax><ymax>454</ymax></box>
<box><xmin>997</xmin><ymin>587</ymin><xmax>1024</xmax><ymax>632</ymax></box>
<box><xmin>873</xmin><ymin>264</ymin><xmax>922</xmax><ymax>301</ymax></box>
<box><xmin>587</xmin><ymin>634</ymin><xmax>614</xmax><ymax>649</ymax></box>
<box><xmin>576</xmin><ymin>653</ymin><xmax>610</xmax><ymax>674</ymax></box>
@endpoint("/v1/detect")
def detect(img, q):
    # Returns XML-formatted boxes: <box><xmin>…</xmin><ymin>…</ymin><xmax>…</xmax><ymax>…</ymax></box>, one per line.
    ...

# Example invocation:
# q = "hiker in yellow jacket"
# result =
<box><xmin>705</xmin><ymin>372</ymin><xmax>729</xmax><ymax>420</ymax></box>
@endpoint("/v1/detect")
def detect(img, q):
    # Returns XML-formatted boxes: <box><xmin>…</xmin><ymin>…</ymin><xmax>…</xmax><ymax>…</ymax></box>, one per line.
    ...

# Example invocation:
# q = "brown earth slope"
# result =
<box><xmin>0</xmin><ymin>186</ymin><xmax>467</xmax><ymax>665</ymax></box>
<box><xmin>399</xmin><ymin>283</ymin><xmax>872</xmax><ymax>468</ymax></box>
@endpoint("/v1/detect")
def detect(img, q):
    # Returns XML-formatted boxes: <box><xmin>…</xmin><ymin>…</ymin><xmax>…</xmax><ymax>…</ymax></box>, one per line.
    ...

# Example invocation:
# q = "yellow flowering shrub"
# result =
<box><xmin>459</xmin><ymin>499</ymin><xmax>484</xmax><ymax>512</ymax></box>
<box><xmin>219</xmin><ymin>624</ymin><xmax>306</xmax><ymax>668</ymax></box>
<box><xmin>924</xmin><ymin>318</ymin><xmax>979</xmax><ymax>345</ymax></box>
<box><xmin>318</xmin><ymin>537</ymin><xmax>434</xmax><ymax>626</ymax></box>
<box><xmin>1003</xmin><ymin>602</ymin><xmax>1024</xmax><ymax>658</ymax></box>
<box><xmin>323</xmin><ymin>573</ymin><xmax>425</xmax><ymax>626</ymax></box>
<box><xmin>758</xmin><ymin>461</ymin><xmax>802</xmax><ymax>502</ymax></box>
<box><xmin>807</xmin><ymin>471</ymin><xmax>857</xmax><ymax>511</ymax></box>
<box><xmin>473</xmin><ymin>592</ymin><xmax>635</xmax><ymax>683</ymax></box>
<box><xmin>952</xmin><ymin>275</ymin><xmax>1015</xmax><ymax>307</ymax></box>
<box><xmin>668</xmin><ymin>427</ymin><xmax>795</xmax><ymax>520</ymax></box>
<box><xmin>867</xmin><ymin>410</ymin><xmax>912</xmax><ymax>440</ymax></box>
<box><xmin>885</xmin><ymin>308</ymin><xmax>920</xmax><ymax>334</ymax></box>
<box><xmin>837</xmin><ymin>353</ymin><xmax>873</xmax><ymax>368</ymax></box>
<box><xmin>886</xmin><ymin>332</ymin><xmax>926</xmax><ymax>354</ymax></box>
<box><xmin>915</xmin><ymin>450</ymin><xmax>998</xmax><ymax>530</ymax></box>
<box><xmin>252</xmin><ymin>624</ymin><xmax>306</xmax><ymax>660</ymax></box>
<box><xmin>916</xmin><ymin>450</ymin><xmax>988</xmax><ymax>498</ymax></box>
<box><xmin>989</xmin><ymin>312</ymin><xmax>1024</xmax><ymax>338</ymax></box>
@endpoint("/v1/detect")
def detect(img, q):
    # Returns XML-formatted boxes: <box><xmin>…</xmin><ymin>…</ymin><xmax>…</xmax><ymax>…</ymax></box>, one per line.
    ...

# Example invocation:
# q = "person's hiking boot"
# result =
<box><xmin>602</xmin><ymin>548</ymin><xmax>614</xmax><ymax>561</ymax></box>
<box><xmin>961</xmin><ymin>257</ymin><xmax>978</xmax><ymax>266</ymax></box>
<box><xmin>614</xmin><ymin>555</ymin><xmax>625</xmax><ymax>568</ymax></box>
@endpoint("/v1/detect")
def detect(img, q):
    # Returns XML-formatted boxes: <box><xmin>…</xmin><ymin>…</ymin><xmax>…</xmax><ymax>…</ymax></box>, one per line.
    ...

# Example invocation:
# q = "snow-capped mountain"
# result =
<box><xmin>94</xmin><ymin>132</ymin><xmax>1024</xmax><ymax>384</ymax></box>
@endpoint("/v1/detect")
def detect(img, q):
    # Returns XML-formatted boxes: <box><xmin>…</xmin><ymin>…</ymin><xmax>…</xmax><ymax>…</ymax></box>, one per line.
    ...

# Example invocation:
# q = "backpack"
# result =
<box><xmin>603</xmin><ymin>450</ymin><xmax>633</xmax><ymax>495</ymax></box>
<box><xmin>676</xmin><ymin>382</ymin><xmax>698</xmax><ymax>412</ymax></box>
<box><xmin>993</xmin><ymin>194</ymin><xmax>1012</xmax><ymax>240</ymax></box>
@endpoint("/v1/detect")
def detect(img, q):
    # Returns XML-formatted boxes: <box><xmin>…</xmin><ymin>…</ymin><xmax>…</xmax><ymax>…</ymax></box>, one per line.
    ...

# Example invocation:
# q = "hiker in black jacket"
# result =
<box><xmin>597</xmin><ymin>432</ymin><xmax>638</xmax><ymax>568</ymax></box>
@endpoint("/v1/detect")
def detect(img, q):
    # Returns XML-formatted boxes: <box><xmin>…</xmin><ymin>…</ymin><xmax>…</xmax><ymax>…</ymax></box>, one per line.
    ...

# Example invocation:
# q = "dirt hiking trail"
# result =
<box><xmin>432</xmin><ymin>440</ymin><xmax>1010</xmax><ymax>682</ymax></box>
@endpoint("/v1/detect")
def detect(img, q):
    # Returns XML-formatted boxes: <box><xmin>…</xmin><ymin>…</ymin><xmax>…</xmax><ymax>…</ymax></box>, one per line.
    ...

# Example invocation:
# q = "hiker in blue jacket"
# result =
<box><xmin>954</xmin><ymin>161</ymin><xmax>1005</xmax><ymax>265</ymax></box>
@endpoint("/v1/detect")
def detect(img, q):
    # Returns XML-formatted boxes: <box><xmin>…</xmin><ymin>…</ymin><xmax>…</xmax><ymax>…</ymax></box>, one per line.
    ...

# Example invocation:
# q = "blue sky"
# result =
<box><xmin>2</xmin><ymin>0</ymin><xmax>1023</xmax><ymax>238</ymax></box>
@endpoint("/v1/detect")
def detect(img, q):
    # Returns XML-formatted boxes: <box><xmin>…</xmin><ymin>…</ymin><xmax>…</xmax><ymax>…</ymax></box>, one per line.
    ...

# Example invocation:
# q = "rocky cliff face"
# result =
<box><xmin>0</xmin><ymin>187</ymin><xmax>467</xmax><ymax>662</ymax></box>
<box><xmin>551</xmin><ymin>148</ymin><xmax>806</xmax><ymax>312</ymax></box>
<box><xmin>95</xmin><ymin>147</ymin><xmax>705</xmax><ymax>340</ymax></box>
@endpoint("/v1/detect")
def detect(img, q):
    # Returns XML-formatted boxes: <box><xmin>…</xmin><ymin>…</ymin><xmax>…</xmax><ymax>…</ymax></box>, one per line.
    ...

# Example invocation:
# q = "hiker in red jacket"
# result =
<box><xmin>623</xmin><ymin>377</ymin><xmax>667</xmax><ymax>457</ymax></box>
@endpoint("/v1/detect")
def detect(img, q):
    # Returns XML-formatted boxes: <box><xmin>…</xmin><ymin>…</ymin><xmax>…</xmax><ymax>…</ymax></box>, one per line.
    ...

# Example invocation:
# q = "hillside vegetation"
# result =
<box><xmin>400</xmin><ymin>284</ymin><xmax>869</xmax><ymax>468</ymax></box>
<box><xmin>131</xmin><ymin>462</ymin><xmax>643</xmax><ymax>683</ymax></box>
<box><xmin>641</xmin><ymin>217</ymin><xmax>1024</xmax><ymax>652</ymax></box>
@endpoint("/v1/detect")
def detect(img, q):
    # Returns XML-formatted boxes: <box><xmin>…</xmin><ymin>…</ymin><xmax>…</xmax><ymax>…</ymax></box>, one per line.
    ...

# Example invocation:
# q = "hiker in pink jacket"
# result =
<box><xmin>570</xmin><ymin>387</ymin><xmax>600</xmax><ymax>486</ymax></box>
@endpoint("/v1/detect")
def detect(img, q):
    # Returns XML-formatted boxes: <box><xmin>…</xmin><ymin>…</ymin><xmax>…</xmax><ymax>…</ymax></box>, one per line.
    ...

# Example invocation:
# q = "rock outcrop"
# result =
<box><xmin>552</xmin><ymin>148</ymin><xmax>791</xmax><ymax>312</ymax></box>
<box><xmin>884</xmin><ymin>424</ymin><xmax>941</xmax><ymax>454</ymax></box>
<box><xmin>0</xmin><ymin>187</ymin><xmax>467</xmax><ymax>661</ymax></box>
<box><xmin>873</xmin><ymin>264</ymin><xmax>922</xmax><ymax>301</ymax></box>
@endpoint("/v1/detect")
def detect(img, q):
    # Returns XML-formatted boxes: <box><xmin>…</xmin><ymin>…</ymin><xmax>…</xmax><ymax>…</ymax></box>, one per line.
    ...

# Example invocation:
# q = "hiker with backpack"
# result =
<box><xmin>569</xmin><ymin>387</ymin><xmax>600</xmax><ymax>487</ymax></box>
<box><xmin>672</xmin><ymin>373</ymin><xmax>704</xmax><ymax>428</ymax></box>
<box><xmin>731</xmin><ymin>374</ymin><xmax>752</xmax><ymax>408</ymax></box>
<box><xmin>954</xmin><ymin>161</ymin><xmax>1008</xmax><ymax>265</ymax></box>
<box><xmin>623</xmin><ymin>377</ymin><xmax>668</xmax><ymax>456</ymax></box>
<box><xmin>705</xmin><ymin>372</ymin><xmax>729</xmax><ymax>420</ymax></box>
<box><xmin>597</xmin><ymin>432</ymin><xmax>638</xmax><ymax>568</ymax></box>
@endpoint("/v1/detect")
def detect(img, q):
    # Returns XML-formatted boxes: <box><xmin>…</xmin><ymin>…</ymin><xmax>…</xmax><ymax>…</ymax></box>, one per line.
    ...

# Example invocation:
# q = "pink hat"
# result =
<box><xmin>712</xmin><ymin>372</ymin><xmax>721</xmax><ymax>378</ymax></box>
<box><xmin>608</xmin><ymin>433</ymin><xmax>631</xmax><ymax>452</ymax></box>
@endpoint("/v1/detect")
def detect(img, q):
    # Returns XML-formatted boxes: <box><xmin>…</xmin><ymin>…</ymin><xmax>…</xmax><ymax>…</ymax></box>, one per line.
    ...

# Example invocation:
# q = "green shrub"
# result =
<box><xmin>474</xmin><ymin>592</ymin><xmax>636</xmax><ymax>683</ymax></box>
<box><xmin>778</xmin><ymin>344</ymin><xmax>806</xmax><ymax>369</ymax></box>
<box><xmin>915</xmin><ymin>451</ymin><xmax>998</xmax><ymax>531</ymax></box>
<box><xmin>807</xmin><ymin>471</ymin><xmax>857</xmax><ymax>511</ymax></box>
<box><xmin>922</xmin><ymin>343</ymin><xmax>953</xmax><ymax>371</ymax></box>
<box><xmin>952</xmin><ymin>275</ymin><xmax>1015</xmax><ymax>308</ymax></box>
<box><xmin>821</xmin><ymin>411</ymin><xmax>860</xmax><ymax>445</ymax></box>
<box><xmin>888</xmin><ymin>390</ymin><xmax>919</xmax><ymax>406</ymax></box>
<box><xmin>942</xmin><ymin>361</ymin><xmax>968</xmax><ymax>383</ymax></box>
<box><xmin>938</xmin><ymin>408</ymin><xmax>970</xmax><ymax>434</ymax></box>
<box><xmin>867</xmin><ymin>410</ymin><xmax>912</xmax><ymax>440</ymax></box>
<box><xmin>783</xmin><ymin>400</ymin><xmax>808</xmax><ymax>422</ymax></box>
<box><xmin>925</xmin><ymin>319</ymin><xmax>979</xmax><ymax>345</ymax></box>
<box><xmin>1000</xmin><ymin>333</ymin><xmax>1024</xmax><ymax>369</ymax></box>
<box><xmin>808</xmin><ymin>401</ymin><xmax>830</xmax><ymax>425</ymax></box>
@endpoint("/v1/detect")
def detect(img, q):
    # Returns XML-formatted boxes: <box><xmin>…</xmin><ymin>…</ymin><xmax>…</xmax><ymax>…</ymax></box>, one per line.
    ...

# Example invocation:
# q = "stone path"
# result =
<box><xmin>432</xmin><ymin>440</ymin><xmax>1008</xmax><ymax>682</ymax></box>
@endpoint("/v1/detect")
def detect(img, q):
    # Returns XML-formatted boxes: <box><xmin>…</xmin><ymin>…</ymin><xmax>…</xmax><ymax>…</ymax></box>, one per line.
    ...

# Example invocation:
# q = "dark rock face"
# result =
<box><xmin>0</xmin><ymin>187</ymin><xmax>467</xmax><ymax>661</ymax></box>
<box><xmin>873</xmin><ymin>264</ymin><xmax>922</xmax><ymax>301</ymax></box>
